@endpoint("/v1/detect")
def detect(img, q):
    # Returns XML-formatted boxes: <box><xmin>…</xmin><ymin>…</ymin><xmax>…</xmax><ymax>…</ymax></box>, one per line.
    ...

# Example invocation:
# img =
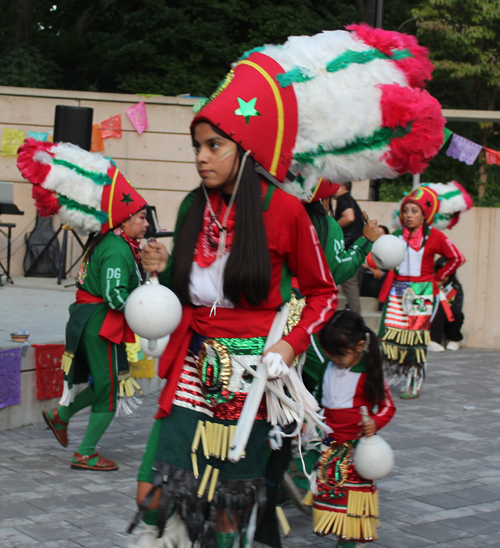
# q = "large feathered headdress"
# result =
<box><xmin>392</xmin><ymin>181</ymin><xmax>473</xmax><ymax>230</ymax></box>
<box><xmin>193</xmin><ymin>24</ymin><xmax>445</xmax><ymax>203</ymax></box>
<box><xmin>17</xmin><ymin>139</ymin><xmax>146</xmax><ymax>234</ymax></box>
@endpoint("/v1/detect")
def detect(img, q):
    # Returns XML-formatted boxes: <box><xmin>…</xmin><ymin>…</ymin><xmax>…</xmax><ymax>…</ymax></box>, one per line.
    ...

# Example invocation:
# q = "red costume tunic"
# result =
<box><xmin>379</xmin><ymin>226</ymin><xmax>465</xmax><ymax>379</ymax></box>
<box><xmin>156</xmin><ymin>182</ymin><xmax>337</xmax><ymax>418</ymax></box>
<box><xmin>322</xmin><ymin>361</ymin><xmax>396</xmax><ymax>444</ymax></box>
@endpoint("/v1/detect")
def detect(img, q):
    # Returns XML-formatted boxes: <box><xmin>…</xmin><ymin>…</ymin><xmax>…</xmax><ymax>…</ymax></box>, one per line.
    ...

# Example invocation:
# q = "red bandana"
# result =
<box><xmin>115</xmin><ymin>227</ymin><xmax>142</xmax><ymax>264</ymax></box>
<box><xmin>193</xmin><ymin>191</ymin><xmax>236</xmax><ymax>268</ymax></box>
<box><xmin>402</xmin><ymin>224</ymin><xmax>424</xmax><ymax>251</ymax></box>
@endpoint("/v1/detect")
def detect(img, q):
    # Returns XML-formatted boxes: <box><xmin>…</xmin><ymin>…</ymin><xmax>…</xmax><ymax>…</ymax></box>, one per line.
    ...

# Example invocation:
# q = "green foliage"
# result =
<box><xmin>0</xmin><ymin>46</ymin><xmax>61</xmax><ymax>88</ymax></box>
<box><xmin>413</xmin><ymin>0</ymin><xmax>500</xmax><ymax>109</ymax></box>
<box><xmin>379</xmin><ymin>175</ymin><xmax>413</xmax><ymax>203</ymax></box>
<box><xmin>0</xmin><ymin>0</ymin><xmax>359</xmax><ymax>96</ymax></box>
<box><xmin>403</xmin><ymin>0</ymin><xmax>500</xmax><ymax>206</ymax></box>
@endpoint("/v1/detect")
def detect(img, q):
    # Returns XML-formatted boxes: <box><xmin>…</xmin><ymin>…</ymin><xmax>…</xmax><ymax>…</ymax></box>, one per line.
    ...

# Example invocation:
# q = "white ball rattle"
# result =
<box><xmin>140</xmin><ymin>335</ymin><xmax>170</xmax><ymax>358</ymax></box>
<box><xmin>125</xmin><ymin>274</ymin><xmax>182</xmax><ymax>352</ymax></box>
<box><xmin>370</xmin><ymin>234</ymin><xmax>406</xmax><ymax>271</ymax></box>
<box><xmin>354</xmin><ymin>406</ymin><xmax>395</xmax><ymax>480</ymax></box>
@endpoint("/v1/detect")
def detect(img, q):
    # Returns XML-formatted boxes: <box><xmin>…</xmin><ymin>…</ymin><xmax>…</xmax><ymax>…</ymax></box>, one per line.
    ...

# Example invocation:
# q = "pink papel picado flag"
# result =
<box><xmin>125</xmin><ymin>101</ymin><xmax>148</xmax><ymax>135</ymax></box>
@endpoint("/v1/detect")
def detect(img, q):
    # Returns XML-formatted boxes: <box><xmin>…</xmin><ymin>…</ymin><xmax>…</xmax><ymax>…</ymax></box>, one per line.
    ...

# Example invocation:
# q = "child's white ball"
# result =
<box><xmin>371</xmin><ymin>234</ymin><xmax>406</xmax><ymax>270</ymax></box>
<box><xmin>354</xmin><ymin>434</ymin><xmax>395</xmax><ymax>480</ymax></box>
<box><xmin>125</xmin><ymin>278</ymin><xmax>182</xmax><ymax>340</ymax></box>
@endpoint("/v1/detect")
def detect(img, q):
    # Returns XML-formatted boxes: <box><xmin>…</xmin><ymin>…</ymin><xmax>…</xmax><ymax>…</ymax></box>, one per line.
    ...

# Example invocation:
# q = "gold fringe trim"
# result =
<box><xmin>302</xmin><ymin>490</ymin><xmax>314</xmax><ymax>506</ymax></box>
<box><xmin>190</xmin><ymin>420</ymin><xmax>244</xmax><ymax>466</ymax></box>
<box><xmin>313</xmin><ymin>490</ymin><xmax>379</xmax><ymax>540</ymax></box>
<box><xmin>61</xmin><ymin>351</ymin><xmax>74</xmax><ymax>375</ymax></box>
<box><xmin>118</xmin><ymin>375</ymin><xmax>143</xmax><ymax>398</ymax></box>
<box><xmin>276</xmin><ymin>507</ymin><xmax>291</xmax><ymax>536</ymax></box>
<box><xmin>382</xmin><ymin>328</ymin><xmax>429</xmax><ymax>363</ymax></box>
<box><xmin>207</xmin><ymin>468</ymin><xmax>220</xmax><ymax>501</ymax></box>
<box><xmin>197</xmin><ymin>465</ymin><xmax>213</xmax><ymax>498</ymax></box>
<box><xmin>284</xmin><ymin>293</ymin><xmax>307</xmax><ymax>336</ymax></box>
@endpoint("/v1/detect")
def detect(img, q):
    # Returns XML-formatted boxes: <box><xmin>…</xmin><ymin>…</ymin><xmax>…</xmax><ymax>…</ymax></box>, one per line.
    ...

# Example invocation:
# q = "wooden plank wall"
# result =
<box><xmin>0</xmin><ymin>86</ymin><xmax>199</xmax><ymax>277</ymax></box>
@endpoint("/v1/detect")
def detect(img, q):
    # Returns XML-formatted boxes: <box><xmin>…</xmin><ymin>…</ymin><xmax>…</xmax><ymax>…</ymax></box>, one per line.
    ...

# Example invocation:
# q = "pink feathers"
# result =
<box><xmin>380</xmin><ymin>84</ymin><xmax>445</xmax><ymax>175</ymax></box>
<box><xmin>347</xmin><ymin>23</ymin><xmax>434</xmax><ymax>89</ymax></box>
<box><xmin>17</xmin><ymin>138</ymin><xmax>59</xmax><ymax>217</ymax></box>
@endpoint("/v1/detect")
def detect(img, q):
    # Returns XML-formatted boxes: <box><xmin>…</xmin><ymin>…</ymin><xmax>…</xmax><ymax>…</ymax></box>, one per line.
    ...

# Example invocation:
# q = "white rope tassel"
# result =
<box><xmin>231</xmin><ymin>355</ymin><xmax>331</xmax><ymax>437</ymax></box>
<box><xmin>59</xmin><ymin>380</ymin><xmax>78</xmax><ymax>406</ymax></box>
<box><xmin>116</xmin><ymin>395</ymin><xmax>143</xmax><ymax>417</ymax></box>
<box><xmin>202</xmin><ymin>150</ymin><xmax>251</xmax><ymax>316</ymax></box>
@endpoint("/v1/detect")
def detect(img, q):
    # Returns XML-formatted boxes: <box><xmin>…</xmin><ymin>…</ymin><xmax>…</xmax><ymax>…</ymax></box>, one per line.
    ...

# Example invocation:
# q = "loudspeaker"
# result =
<box><xmin>53</xmin><ymin>106</ymin><xmax>93</xmax><ymax>151</ymax></box>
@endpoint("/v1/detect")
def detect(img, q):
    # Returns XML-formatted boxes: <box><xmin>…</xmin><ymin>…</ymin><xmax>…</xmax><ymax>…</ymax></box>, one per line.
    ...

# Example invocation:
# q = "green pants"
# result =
<box><xmin>78</xmin><ymin>305</ymin><xmax>119</xmax><ymax>413</ymax></box>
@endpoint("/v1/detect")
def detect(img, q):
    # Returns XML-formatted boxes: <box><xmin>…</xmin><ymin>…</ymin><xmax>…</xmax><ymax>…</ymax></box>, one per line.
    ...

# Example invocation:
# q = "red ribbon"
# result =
<box><xmin>75</xmin><ymin>289</ymin><xmax>135</xmax><ymax>345</ymax></box>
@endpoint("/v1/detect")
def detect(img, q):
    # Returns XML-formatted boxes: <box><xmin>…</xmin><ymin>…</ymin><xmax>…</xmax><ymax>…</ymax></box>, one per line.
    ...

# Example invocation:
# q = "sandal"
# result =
<box><xmin>42</xmin><ymin>409</ymin><xmax>69</xmax><ymax>447</ymax></box>
<box><xmin>400</xmin><ymin>391</ymin><xmax>419</xmax><ymax>399</ymax></box>
<box><xmin>71</xmin><ymin>452</ymin><xmax>119</xmax><ymax>471</ymax></box>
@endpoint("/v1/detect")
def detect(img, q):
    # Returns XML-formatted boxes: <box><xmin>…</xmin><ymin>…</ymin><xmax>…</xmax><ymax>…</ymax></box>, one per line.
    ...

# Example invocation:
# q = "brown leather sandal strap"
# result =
<box><xmin>52</xmin><ymin>409</ymin><xmax>68</xmax><ymax>427</ymax></box>
<box><xmin>94</xmin><ymin>455</ymin><xmax>116</xmax><ymax>468</ymax></box>
<box><xmin>73</xmin><ymin>452</ymin><xmax>98</xmax><ymax>464</ymax></box>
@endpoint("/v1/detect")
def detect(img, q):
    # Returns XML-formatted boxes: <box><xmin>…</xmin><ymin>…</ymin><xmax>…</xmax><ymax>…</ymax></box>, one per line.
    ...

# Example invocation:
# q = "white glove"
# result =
<box><xmin>262</xmin><ymin>352</ymin><xmax>290</xmax><ymax>379</ymax></box>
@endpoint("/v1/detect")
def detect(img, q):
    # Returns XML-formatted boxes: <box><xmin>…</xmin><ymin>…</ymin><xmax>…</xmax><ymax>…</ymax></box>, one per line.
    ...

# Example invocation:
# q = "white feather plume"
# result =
<box><xmin>259</xmin><ymin>31</ymin><xmax>410</xmax><ymax>201</ymax></box>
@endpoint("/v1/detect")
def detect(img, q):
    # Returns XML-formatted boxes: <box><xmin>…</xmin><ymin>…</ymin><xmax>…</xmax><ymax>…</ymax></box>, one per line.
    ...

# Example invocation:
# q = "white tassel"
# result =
<box><xmin>59</xmin><ymin>380</ymin><xmax>77</xmax><ymax>406</ymax></box>
<box><xmin>309</xmin><ymin>469</ymin><xmax>319</xmax><ymax>495</ymax></box>
<box><xmin>116</xmin><ymin>396</ymin><xmax>142</xmax><ymax>417</ymax></box>
<box><xmin>233</xmin><ymin>355</ymin><xmax>331</xmax><ymax>436</ymax></box>
<box><xmin>268</xmin><ymin>425</ymin><xmax>284</xmax><ymax>450</ymax></box>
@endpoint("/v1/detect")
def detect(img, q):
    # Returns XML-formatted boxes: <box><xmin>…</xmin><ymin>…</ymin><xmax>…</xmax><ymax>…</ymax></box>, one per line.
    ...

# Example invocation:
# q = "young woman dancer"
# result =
<box><xmin>379</xmin><ymin>185</ymin><xmax>466</xmax><ymax>398</ymax></box>
<box><xmin>132</xmin><ymin>117</ymin><xmax>336</xmax><ymax>546</ymax></box>
<box><xmin>17</xmin><ymin>138</ymin><xmax>148</xmax><ymax>471</ymax></box>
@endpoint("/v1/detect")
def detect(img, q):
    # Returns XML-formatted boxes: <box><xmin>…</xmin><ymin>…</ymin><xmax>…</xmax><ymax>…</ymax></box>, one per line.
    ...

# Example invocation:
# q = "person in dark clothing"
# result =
<box><xmin>334</xmin><ymin>182</ymin><xmax>365</xmax><ymax>247</ymax></box>
<box><xmin>429</xmin><ymin>257</ymin><xmax>465</xmax><ymax>351</ymax></box>
<box><xmin>333</xmin><ymin>182</ymin><xmax>365</xmax><ymax>314</ymax></box>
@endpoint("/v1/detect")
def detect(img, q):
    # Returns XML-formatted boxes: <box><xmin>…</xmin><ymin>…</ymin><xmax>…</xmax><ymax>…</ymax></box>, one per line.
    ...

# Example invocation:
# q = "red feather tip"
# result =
<box><xmin>380</xmin><ymin>84</ymin><xmax>445</xmax><ymax>175</ymax></box>
<box><xmin>17</xmin><ymin>138</ymin><xmax>55</xmax><ymax>186</ymax></box>
<box><xmin>347</xmin><ymin>23</ymin><xmax>434</xmax><ymax>89</ymax></box>
<box><xmin>32</xmin><ymin>185</ymin><xmax>60</xmax><ymax>217</ymax></box>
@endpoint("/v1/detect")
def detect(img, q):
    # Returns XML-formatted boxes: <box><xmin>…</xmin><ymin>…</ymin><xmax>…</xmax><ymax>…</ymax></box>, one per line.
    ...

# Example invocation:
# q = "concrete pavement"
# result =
<box><xmin>1</xmin><ymin>348</ymin><xmax>500</xmax><ymax>547</ymax></box>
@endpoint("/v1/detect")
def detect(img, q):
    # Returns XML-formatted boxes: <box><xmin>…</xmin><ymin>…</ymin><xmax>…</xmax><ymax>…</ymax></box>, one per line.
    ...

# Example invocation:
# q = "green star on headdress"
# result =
<box><xmin>121</xmin><ymin>192</ymin><xmax>134</xmax><ymax>206</ymax></box>
<box><xmin>235</xmin><ymin>97</ymin><xmax>261</xmax><ymax>125</ymax></box>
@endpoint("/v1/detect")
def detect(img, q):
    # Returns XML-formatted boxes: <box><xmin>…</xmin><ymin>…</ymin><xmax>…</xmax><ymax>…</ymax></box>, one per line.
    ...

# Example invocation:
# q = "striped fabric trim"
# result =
<box><xmin>57</xmin><ymin>194</ymin><xmax>108</xmax><ymax>224</ymax></box>
<box><xmin>173</xmin><ymin>353</ymin><xmax>213</xmax><ymax>415</ymax></box>
<box><xmin>53</xmin><ymin>158</ymin><xmax>112</xmax><ymax>186</ymax></box>
<box><xmin>385</xmin><ymin>295</ymin><xmax>407</xmax><ymax>329</ymax></box>
<box><xmin>277</xmin><ymin>48</ymin><xmax>413</xmax><ymax>88</ymax></box>
<box><xmin>293</xmin><ymin>124</ymin><xmax>412</xmax><ymax>165</ymax></box>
